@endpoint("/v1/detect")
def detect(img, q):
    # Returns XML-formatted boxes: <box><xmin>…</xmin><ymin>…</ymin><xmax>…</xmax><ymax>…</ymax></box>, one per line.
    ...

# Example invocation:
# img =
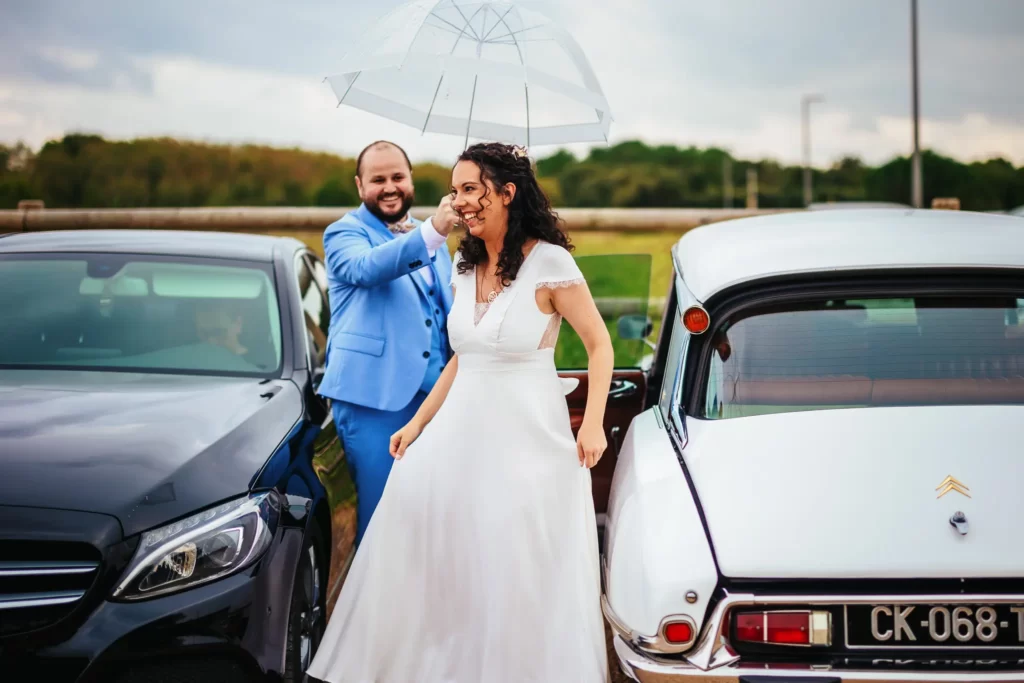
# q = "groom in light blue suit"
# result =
<box><xmin>317</xmin><ymin>141</ymin><xmax>458</xmax><ymax>545</ymax></box>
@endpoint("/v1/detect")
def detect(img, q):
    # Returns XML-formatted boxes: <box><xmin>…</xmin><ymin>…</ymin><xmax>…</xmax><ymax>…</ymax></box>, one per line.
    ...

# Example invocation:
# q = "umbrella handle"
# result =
<box><xmin>463</xmin><ymin>75</ymin><xmax>478</xmax><ymax>150</ymax></box>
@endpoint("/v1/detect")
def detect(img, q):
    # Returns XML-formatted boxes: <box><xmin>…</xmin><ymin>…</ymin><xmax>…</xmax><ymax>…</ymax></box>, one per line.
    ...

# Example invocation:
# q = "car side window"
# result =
<box><xmin>304</xmin><ymin>254</ymin><xmax>330</xmax><ymax>340</ymax></box>
<box><xmin>296</xmin><ymin>254</ymin><xmax>329</xmax><ymax>368</ymax></box>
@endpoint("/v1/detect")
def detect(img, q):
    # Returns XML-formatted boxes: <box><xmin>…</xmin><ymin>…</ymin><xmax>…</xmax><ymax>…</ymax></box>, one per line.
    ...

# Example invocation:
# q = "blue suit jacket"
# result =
<box><xmin>317</xmin><ymin>204</ymin><xmax>454</xmax><ymax>412</ymax></box>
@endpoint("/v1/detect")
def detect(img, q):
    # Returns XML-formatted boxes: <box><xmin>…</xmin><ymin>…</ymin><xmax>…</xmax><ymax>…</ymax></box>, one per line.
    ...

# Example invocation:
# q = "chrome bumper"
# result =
<box><xmin>602</xmin><ymin>588</ymin><xmax>1024</xmax><ymax>683</ymax></box>
<box><xmin>613</xmin><ymin>635</ymin><xmax>1024</xmax><ymax>682</ymax></box>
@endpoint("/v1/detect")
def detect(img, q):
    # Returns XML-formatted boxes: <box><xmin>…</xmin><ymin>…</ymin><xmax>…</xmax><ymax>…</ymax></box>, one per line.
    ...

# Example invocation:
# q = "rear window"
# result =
<box><xmin>0</xmin><ymin>254</ymin><xmax>282</xmax><ymax>377</ymax></box>
<box><xmin>702</xmin><ymin>295</ymin><xmax>1024</xmax><ymax>418</ymax></box>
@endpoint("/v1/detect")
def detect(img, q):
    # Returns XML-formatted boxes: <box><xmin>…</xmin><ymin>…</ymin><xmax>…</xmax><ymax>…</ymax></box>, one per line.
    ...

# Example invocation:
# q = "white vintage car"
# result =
<box><xmin>602</xmin><ymin>208</ymin><xmax>1024</xmax><ymax>682</ymax></box>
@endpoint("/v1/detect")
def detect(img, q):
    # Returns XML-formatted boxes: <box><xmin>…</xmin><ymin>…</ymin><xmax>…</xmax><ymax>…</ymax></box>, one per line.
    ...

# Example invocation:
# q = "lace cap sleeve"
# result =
<box><xmin>449</xmin><ymin>251</ymin><xmax>463</xmax><ymax>288</ymax></box>
<box><xmin>535</xmin><ymin>245</ymin><xmax>585</xmax><ymax>291</ymax></box>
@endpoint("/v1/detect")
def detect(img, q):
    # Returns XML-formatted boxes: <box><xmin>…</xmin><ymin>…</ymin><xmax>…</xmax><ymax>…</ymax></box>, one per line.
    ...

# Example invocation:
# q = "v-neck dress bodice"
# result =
<box><xmin>448</xmin><ymin>241</ymin><xmax>585</xmax><ymax>356</ymax></box>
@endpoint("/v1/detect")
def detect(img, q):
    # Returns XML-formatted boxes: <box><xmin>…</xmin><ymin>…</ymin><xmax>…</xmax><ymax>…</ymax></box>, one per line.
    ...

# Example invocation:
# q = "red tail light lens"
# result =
<box><xmin>663</xmin><ymin>621</ymin><xmax>693</xmax><ymax>644</ymax></box>
<box><xmin>734</xmin><ymin>610</ymin><xmax>832</xmax><ymax>647</ymax></box>
<box><xmin>735</xmin><ymin>613</ymin><xmax>764</xmax><ymax>643</ymax></box>
<box><xmin>767</xmin><ymin>612</ymin><xmax>813</xmax><ymax>644</ymax></box>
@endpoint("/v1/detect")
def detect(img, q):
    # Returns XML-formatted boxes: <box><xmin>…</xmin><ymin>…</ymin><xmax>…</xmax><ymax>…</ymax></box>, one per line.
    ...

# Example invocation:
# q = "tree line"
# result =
<box><xmin>2</xmin><ymin>134</ymin><xmax>1022</xmax><ymax>212</ymax></box>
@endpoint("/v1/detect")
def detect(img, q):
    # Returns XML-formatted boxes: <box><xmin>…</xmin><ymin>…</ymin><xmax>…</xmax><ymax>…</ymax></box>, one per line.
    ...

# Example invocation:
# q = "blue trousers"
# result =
<box><xmin>332</xmin><ymin>390</ymin><xmax>427</xmax><ymax>546</ymax></box>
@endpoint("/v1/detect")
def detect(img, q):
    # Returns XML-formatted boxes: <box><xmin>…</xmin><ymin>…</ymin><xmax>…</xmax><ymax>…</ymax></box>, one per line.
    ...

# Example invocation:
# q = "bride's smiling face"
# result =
<box><xmin>450</xmin><ymin>160</ymin><xmax>515</xmax><ymax>238</ymax></box>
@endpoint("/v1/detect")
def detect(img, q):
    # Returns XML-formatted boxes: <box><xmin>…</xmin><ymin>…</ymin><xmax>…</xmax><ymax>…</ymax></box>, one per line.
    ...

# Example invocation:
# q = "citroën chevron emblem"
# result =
<box><xmin>936</xmin><ymin>475</ymin><xmax>971</xmax><ymax>499</ymax></box>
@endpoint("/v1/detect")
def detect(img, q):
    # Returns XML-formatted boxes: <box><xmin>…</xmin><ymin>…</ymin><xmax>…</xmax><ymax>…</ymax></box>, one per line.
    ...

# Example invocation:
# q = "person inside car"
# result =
<box><xmin>194</xmin><ymin>301</ymin><xmax>249</xmax><ymax>357</ymax></box>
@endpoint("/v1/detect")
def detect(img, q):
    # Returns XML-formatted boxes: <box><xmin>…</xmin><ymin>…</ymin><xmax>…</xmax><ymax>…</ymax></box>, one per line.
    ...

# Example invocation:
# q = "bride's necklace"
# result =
<box><xmin>476</xmin><ymin>266</ymin><xmax>503</xmax><ymax>304</ymax></box>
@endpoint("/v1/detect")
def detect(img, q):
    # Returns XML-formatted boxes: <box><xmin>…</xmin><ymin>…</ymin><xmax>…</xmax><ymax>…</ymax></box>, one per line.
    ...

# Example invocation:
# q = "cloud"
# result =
<box><xmin>0</xmin><ymin>109</ymin><xmax>27</xmax><ymax>128</ymax></box>
<box><xmin>607</xmin><ymin>107</ymin><xmax>1024</xmax><ymax>167</ymax></box>
<box><xmin>3</xmin><ymin>50</ymin><xmax>1021</xmax><ymax>168</ymax></box>
<box><xmin>0</xmin><ymin>0</ymin><xmax>1021</xmax><ymax>167</ymax></box>
<box><xmin>0</xmin><ymin>55</ymin><xmax>472</xmax><ymax>162</ymax></box>
<box><xmin>38</xmin><ymin>46</ymin><xmax>100</xmax><ymax>71</ymax></box>
<box><xmin>881</xmin><ymin>113</ymin><xmax>1024</xmax><ymax>165</ymax></box>
<box><xmin>0</xmin><ymin>40</ymin><xmax>153</xmax><ymax>95</ymax></box>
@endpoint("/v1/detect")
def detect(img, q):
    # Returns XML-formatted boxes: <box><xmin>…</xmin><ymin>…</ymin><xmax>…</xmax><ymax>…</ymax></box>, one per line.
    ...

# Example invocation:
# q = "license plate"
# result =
<box><xmin>846</xmin><ymin>604</ymin><xmax>1024</xmax><ymax>648</ymax></box>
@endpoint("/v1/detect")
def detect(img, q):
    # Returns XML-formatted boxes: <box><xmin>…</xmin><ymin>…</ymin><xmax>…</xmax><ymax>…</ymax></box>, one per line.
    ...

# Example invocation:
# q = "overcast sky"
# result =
<box><xmin>1</xmin><ymin>0</ymin><xmax>1021</xmax><ymax>166</ymax></box>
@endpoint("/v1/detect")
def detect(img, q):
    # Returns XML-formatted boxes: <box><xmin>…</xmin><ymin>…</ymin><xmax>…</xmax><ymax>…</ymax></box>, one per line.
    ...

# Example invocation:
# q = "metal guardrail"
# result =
<box><xmin>593</xmin><ymin>296</ymin><xmax>664</xmax><ymax>316</ymax></box>
<box><xmin>0</xmin><ymin>206</ymin><xmax>796</xmax><ymax>234</ymax></box>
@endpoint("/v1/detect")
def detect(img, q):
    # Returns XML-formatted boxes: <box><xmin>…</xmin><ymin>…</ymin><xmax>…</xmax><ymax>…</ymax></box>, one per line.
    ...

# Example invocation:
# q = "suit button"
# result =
<box><xmin>425</xmin><ymin>319</ymin><xmax>433</xmax><ymax>327</ymax></box>
<box><xmin>423</xmin><ymin>351</ymin><xmax>431</xmax><ymax>358</ymax></box>
<box><xmin>435</xmin><ymin>309</ymin><xmax>440</xmax><ymax>315</ymax></box>
<box><xmin>428</xmin><ymin>289</ymin><xmax>434</xmax><ymax>295</ymax></box>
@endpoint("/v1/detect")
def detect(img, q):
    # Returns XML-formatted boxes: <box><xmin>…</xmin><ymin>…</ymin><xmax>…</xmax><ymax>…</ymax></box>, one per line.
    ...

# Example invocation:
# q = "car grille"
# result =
<box><xmin>0</xmin><ymin>540</ymin><xmax>101</xmax><ymax>638</ymax></box>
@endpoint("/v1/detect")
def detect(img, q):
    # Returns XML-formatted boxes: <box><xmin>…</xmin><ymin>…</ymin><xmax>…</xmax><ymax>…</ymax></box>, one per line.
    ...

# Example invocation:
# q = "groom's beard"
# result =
<box><xmin>366</xmin><ymin>190</ymin><xmax>414</xmax><ymax>225</ymax></box>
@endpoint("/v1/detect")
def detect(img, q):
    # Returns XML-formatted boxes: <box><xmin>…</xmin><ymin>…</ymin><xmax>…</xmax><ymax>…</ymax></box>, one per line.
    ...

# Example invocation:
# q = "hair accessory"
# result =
<box><xmin>511</xmin><ymin>144</ymin><xmax>528</xmax><ymax>160</ymax></box>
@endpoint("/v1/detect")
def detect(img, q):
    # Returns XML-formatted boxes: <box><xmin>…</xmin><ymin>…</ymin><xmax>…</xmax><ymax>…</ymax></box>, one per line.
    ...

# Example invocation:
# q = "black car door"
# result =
<box><xmin>296</xmin><ymin>251</ymin><xmax>356</xmax><ymax>612</ymax></box>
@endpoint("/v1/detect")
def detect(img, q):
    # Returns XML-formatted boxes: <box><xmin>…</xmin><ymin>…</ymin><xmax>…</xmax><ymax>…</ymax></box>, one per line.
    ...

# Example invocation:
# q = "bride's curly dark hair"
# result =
<box><xmin>454</xmin><ymin>142</ymin><xmax>572</xmax><ymax>286</ymax></box>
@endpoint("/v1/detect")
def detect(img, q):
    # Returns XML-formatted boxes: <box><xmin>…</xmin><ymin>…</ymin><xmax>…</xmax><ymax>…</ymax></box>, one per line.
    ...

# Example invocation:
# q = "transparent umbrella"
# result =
<box><xmin>325</xmin><ymin>0</ymin><xmax>612</xmax><ymax>149</ymax></box>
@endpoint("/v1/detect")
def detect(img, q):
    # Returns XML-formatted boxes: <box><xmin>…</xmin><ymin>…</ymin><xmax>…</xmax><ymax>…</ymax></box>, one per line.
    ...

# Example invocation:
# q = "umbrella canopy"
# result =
<box><xmin>325</xmin><ymin>0</ymin><xmax>612</xmax><ymax>148</ymax></box>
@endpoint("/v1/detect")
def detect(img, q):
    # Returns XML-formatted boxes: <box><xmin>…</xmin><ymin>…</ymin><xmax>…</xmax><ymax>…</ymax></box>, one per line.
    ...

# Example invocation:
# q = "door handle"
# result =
<box><xmin>608</xmin><ymin>379</ymin><xmax>637</xmax><ymax>399</ymax></box>
<box><xmin>610</xmin><ymin>425</ymin><xmax>621</xmax><ymax>454</ymax></box>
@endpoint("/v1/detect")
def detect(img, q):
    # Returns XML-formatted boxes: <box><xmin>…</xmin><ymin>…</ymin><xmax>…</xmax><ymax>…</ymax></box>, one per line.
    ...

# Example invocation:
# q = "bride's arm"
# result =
<box><xmin>550</xmin><ymin>283</ymin><xmax>614</xmax><ymax>468</ymax></box>
<box><xmin>412</xmin><ymin>354</ymin><xmax>459</xmax><ymax>429</ymax></box>
<box><xmin>410</xmin><ymin>283</ymin><xmax>463</xmax><ymax>427</ymax></box>
<box><xmin>390</xmin><ymin>351</ymin><xmax>459</xmax><ymax>459</ymax></box>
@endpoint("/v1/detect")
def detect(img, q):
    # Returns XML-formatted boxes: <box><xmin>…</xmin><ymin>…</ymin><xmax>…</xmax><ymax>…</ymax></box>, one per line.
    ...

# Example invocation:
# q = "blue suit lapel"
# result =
<box><xmin>356</xmin><ymin>204</ymin><xmax>436</xmax><ymax>303</ymax></box>
<box><xmin>354</xmin><ymin>204</ymin><xmax>394</xmax><ymax>243</ymax></box>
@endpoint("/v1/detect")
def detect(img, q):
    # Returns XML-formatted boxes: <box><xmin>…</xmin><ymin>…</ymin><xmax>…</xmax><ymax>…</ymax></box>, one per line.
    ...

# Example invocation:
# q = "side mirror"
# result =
<box><xmin>617</xmin><ymin>314</ymin><xmax>656</xmax><ymax>352</ymax></box>
<box><xmin>617</xmin><ymin>314</ymin><xmax>653</xmax><ymax>341</ymax></box>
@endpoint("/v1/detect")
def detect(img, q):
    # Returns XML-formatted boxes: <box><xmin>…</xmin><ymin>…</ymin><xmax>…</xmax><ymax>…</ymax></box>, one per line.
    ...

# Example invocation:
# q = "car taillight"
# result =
<box><xmin>663</xmin><ymin>620</ymin><xmax>693</xmax><ymax>644</ymax></box>
<box><xmin>734</xmin><ymin>610</ymin><xmax>832</xmax><ymax>647</ymax></box>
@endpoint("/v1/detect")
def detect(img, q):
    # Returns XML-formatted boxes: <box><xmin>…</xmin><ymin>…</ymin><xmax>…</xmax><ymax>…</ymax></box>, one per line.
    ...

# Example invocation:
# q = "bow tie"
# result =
<box><xmin>388</xmin><ymin>218</ymin><xmax>415</xmax><ymax>234</ymax></box>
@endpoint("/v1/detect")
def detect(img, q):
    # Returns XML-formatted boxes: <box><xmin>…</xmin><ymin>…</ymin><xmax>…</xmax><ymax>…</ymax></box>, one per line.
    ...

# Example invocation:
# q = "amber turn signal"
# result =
<box><xmin>682</xmin><ymin>306</ymin><xmax>710</xmax><ymax>334</ymax></box>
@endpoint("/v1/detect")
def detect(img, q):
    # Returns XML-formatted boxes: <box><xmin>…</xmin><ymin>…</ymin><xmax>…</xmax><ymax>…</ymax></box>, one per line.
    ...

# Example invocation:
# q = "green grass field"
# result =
<box><xmin>263</xmin><ymin>227</ymin><xmax>685</xmax><ymax>370</ymax></box>
<box><xmin>264</xmin><ymin>228</ymin><xmax>684</xmax><ymax>301</ymax></box>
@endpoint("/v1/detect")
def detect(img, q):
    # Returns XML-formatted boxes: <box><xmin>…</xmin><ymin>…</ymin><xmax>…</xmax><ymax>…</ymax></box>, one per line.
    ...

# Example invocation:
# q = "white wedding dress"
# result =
<box><xmin>307</xmin><ymin>241</ymin><xmax>608</xmax><ymax>683</ymax></box>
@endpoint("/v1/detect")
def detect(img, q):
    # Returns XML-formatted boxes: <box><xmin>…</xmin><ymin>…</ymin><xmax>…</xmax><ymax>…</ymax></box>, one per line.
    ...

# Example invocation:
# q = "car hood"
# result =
<box><xmin>684</xmin><ymin>405</ymin><xmax>1024</xmax><ymax>579</ymax></box>
<box><xmin>0</xmin><ymin>370</ymin><xmax>302</xmax><ymax>538</ymax></box>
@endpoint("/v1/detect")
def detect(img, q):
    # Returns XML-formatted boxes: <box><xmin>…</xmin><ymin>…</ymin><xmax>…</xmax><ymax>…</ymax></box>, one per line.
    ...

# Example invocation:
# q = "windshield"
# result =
<box><xmin>0</xmin><ymin>254</ymin><xmax>283</xmax><ymax>377</ymax></box>
<box><xmin>703</xmin><ymin>294</ymin><xmax>1024</xmax><ymax>418</ymax></box>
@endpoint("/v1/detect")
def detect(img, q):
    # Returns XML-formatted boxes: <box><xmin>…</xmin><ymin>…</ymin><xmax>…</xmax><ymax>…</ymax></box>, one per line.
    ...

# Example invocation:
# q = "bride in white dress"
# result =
<box><xmin>307</xmin><ymin>142</ymin><xmax>613</xmax><ymax>683</ymax></box>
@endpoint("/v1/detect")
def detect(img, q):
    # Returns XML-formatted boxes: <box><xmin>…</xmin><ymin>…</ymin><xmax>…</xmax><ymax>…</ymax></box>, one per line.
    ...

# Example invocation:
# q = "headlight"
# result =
<box><xmin>112</xmin><ymin>492</ymin><xmax>280</xmax><ymax>600</ymax></box>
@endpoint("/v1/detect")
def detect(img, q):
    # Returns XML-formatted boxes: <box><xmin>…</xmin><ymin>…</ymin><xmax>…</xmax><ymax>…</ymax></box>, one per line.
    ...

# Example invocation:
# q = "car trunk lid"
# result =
<box><xmin>684</xmin><ymin>405</ymin><xmax>1024</xmax><ymax>579</ymax></box>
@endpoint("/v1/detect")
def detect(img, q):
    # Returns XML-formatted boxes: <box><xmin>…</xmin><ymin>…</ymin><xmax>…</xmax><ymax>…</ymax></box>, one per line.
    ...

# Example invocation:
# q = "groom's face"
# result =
<box><xmin>356</xmin><ymin>146</ymin><xmax>415</xmax><ymax>224</ymax></box>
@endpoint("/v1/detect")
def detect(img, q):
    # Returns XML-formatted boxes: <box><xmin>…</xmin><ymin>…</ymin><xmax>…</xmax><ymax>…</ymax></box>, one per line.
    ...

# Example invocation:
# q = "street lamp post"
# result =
<box><xmin>802</xmin><ymin>94</ymin><xmax>824</xmax><ymax>207</ymax></box>
<box><xmin>910</xmin><ymin>0</ymin><xmax>923</xmax><ymax>208</ymax></box>
<box><xmin>723</xmin><ymin>156</ymin><xmax>733</xmax><ymax>208</ymax></box>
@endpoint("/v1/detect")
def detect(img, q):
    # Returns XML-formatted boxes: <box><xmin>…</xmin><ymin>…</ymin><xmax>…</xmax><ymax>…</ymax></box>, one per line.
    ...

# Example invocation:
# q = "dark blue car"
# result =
<box><xmin>0</xmin><ymin>229</ymin><xmax>356</xmax><ymax>682</ymax></box>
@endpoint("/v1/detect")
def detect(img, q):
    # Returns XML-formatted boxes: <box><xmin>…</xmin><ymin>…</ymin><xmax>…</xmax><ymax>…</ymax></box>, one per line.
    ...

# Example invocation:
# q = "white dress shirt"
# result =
<box><xmin>416</xmin><ymin>217</ymin><xmax>448</xmax><ymax>287</ymax></box>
